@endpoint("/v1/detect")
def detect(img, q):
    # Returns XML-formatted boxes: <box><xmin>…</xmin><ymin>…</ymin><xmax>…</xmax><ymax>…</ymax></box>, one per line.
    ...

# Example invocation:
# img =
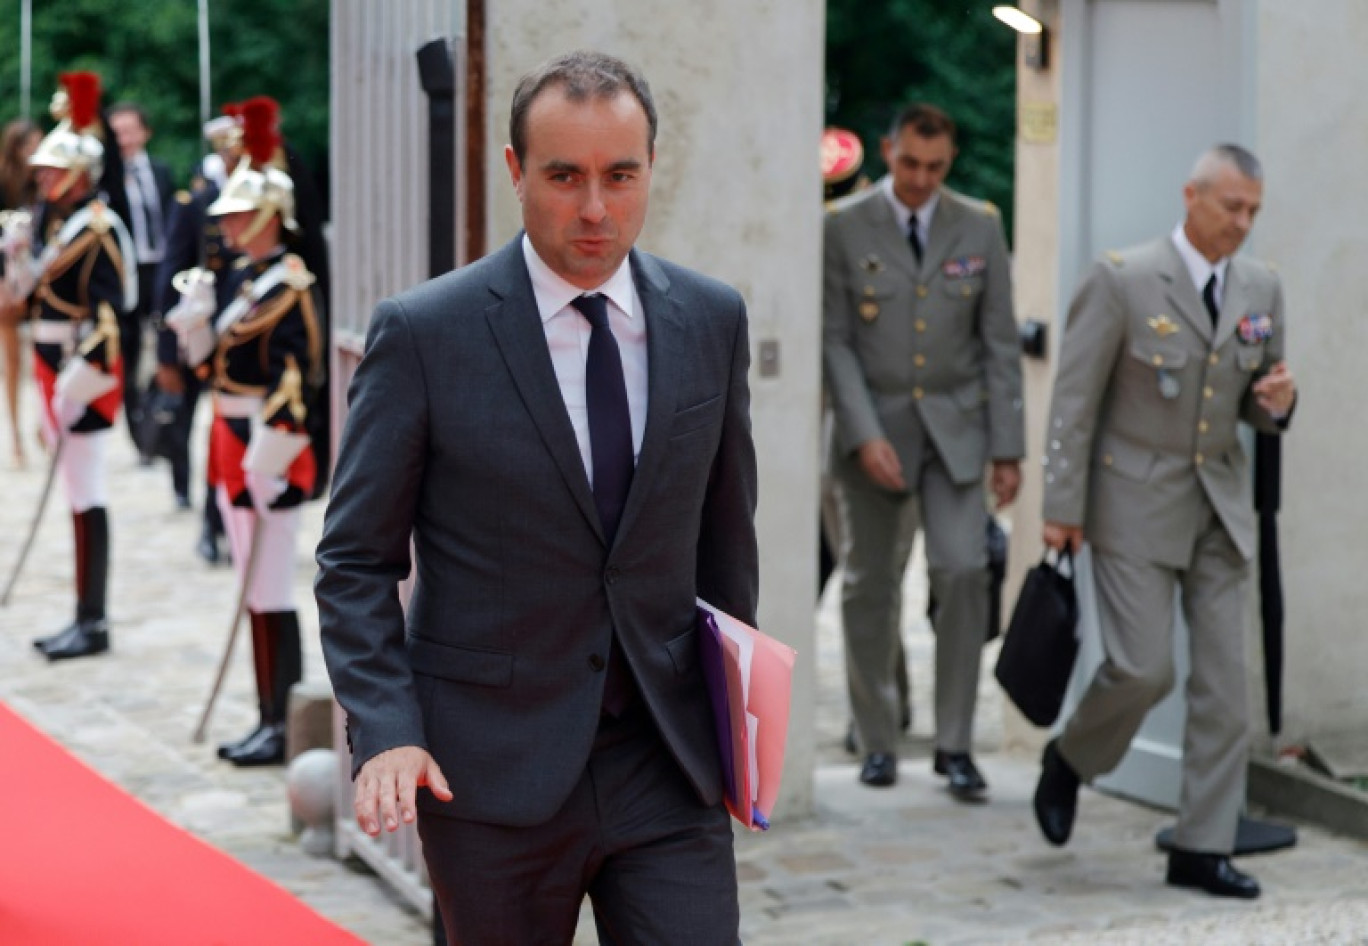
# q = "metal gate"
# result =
<box><xmin>329</xmin><ymin>0</ymin><xmax>472</xmax><ymax>915</ymax></box>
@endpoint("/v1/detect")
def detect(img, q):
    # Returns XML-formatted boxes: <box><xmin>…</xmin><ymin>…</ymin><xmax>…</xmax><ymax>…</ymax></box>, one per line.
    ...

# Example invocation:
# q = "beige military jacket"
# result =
<box><xmin>1043</xmin><ymin>238</ymin><xmax>1288</xmax><ymax>567</ymax></box>
<box><xmin>823</xmin><ymin>182</ymin><xmax>1025</xmax><ymax>486</ymax></box>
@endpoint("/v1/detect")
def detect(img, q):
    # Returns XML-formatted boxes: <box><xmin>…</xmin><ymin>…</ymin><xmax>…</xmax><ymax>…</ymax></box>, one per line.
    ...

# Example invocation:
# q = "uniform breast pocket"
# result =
<box><xmin>940</xmin><ymin>277</ymin><xmax>984</xmax><ymax>301</ymax></box>
<box><xmin>1128</xmin><ymin>341</ymin><xmax>1189</xmax><ymax>372</ymax></box>
<box><xmin>1236</xmin><ymin>346</ymin><xmax>1266</xmax><ymax>373</ymax></box>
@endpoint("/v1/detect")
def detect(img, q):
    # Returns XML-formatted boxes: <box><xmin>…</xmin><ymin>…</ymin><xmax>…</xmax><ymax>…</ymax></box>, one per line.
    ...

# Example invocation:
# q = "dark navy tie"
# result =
<box><xmin>907</xmin><ymin>216</ymin><xmax>923</xmax><ymax>264</ymax></box>
<box><xmin>571</xmin><ymin>293</ymin><xmax>634</xmax><ymax>543</ymax></box>
<box><xmin>1202</xmin><ymin>274</ymin><xmax>1219</xmax><ymax>327</ymax></box>
<box><xmin>571</xmin><ymin>293</ymin><xmax>636</xmax><ymax>716</ymax></box>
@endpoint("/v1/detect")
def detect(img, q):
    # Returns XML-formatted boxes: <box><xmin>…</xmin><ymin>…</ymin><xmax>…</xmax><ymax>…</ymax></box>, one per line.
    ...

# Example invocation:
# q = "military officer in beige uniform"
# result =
<box><xmin>1034</xmin><ymin>144</ymin><xmax>1297</xmax><ymax>900</ymax></box>
<box><xmin>824</xmin><ymin>104</ymin><xmax>1024</xmax><ymax>793</ymax></box>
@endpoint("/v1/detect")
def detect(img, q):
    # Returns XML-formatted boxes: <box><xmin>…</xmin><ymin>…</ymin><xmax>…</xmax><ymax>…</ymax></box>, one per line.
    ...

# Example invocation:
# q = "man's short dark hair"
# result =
<box><xmin>109</xmin><ymin>101</ymin><xmax>151</xmax><ymax>133</ymax></box>
<box><xmin>888</xmin><ymin>103</ymin><xmax>956</xmax><ymax>145</ymax></box>
<box><xmin>509</xmin><ymin>50</ymin><xmax>657</xmax><ymax>164</ymax></box>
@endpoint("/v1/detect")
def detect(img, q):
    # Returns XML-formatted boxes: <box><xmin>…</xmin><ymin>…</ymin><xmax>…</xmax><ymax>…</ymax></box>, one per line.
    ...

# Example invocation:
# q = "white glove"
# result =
<box><xmin>165</xmin><ymin>271</ymin><xmax>218</xmax><ymax>366</ymax></box>
<box><xmin>0</xmin><ymin>211</ymin><xmax>32</xmax><ymax>257</ymax></box>
<box><xmin>245</xmin><ymin>470</ymin><xmax>287</xmax><ymax>516</ymax></box>
<box><xmin>3</xmin><ymin>252</ymin><xmax>38</xmax><ymax>300</ymax></box>
<box><xmin>53</xmin><ymin>394</ymin><xmax>85</xmax><ymax>431</ymax></box>
<box><xmin>165</xmin><ymin>269</ymin><xmax>217</xmax><ymax>332</ymax></box>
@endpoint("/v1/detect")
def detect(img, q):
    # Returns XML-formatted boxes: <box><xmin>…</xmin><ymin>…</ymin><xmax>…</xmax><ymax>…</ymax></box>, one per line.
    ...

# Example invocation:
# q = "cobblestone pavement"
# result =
<box><xmin>3</xmin><ymin>384</ymin><xmax>1368</xmax><ymax>945</ymax></box>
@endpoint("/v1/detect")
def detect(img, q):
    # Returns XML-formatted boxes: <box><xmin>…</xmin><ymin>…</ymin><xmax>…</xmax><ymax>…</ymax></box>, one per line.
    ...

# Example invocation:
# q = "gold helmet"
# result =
<box><xmin>29</xmin><ymin>72</ymin><xmax>105</xmax><ymax>200</ymax></box>
<box><xmin>207</xmin><ymin>96</ymin><xmax>298</xmax><ymax>242</ymax></box>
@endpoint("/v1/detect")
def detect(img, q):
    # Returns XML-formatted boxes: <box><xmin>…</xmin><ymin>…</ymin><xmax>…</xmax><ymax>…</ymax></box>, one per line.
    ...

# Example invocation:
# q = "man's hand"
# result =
<box><xmin>990</xmin><ymin>460</ymin><xmax>1021</xmax><ymax>509</ymax></box>
<box><xmin>1043</xmin><ymin>521</ymin><xmax>1084</xmax><ymax>553</ymax></box>
<box><xmin>857</xmin><ymin>438</ymin><xmax>906</xmax><ymax>492</ymax></box>
<box><xmin>1252</xmin><ymin>361</ymin><xmax>1296</xmax><ymax>417</ymax></box>
<box><xmin>156</xmin><ymin>364</ymin><xmax>185</xmax><ymax>395</ymax></box>
<box><xmin>353</xmin><ymin>745</ymin><xmax>453</xmax><ymax>837</ymax></box>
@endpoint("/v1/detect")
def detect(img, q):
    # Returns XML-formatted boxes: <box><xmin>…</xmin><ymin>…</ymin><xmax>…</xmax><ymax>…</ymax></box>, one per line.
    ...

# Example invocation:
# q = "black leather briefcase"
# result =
<box><xmin>994</xmin><ymin>548</ymin><xmax>1079</xmax><ymax>726</ymax></box>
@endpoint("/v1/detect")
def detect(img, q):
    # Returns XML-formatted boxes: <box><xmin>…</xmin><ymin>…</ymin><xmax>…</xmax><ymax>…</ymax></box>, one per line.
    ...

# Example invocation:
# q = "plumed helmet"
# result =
<box><xmin>207</xmin><ymin>96</ymin><xmax>298</xmax><ymax>241</ymax></box>
<box><xmin>29</xmin><ymin>72</ymin><xmax>106</xmax><ymax>199</ymax></box>
<box><xmin>821</xmin><ymin>127</ymin><xmax>865</xmax><ymax>202</ymax></box>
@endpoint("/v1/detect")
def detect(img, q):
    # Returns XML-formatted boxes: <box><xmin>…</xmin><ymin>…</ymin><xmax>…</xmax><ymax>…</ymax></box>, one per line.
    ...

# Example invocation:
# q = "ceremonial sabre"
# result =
<box><xmin>192</xmin><ymin>522</ymin><xmax>264</xmax><ymax>742</ymax></box>
<box><xmin>1</xmin><ymin>435</ymin><xmax>65</xmax><ymax>607</ymax></box>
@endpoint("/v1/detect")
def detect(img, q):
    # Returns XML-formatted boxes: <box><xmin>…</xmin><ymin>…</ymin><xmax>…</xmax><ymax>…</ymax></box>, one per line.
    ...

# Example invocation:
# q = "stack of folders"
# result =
<box><xmin>696</xmin><ymin>599</ymin><xmax>797</xmax><ymax>830</ymax></box>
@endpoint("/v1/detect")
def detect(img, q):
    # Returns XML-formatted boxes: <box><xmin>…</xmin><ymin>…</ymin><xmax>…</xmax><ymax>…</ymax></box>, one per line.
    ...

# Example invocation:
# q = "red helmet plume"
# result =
<box><xmin>59</xmin><ymin>71</ymin><xmax>101</xmax><ymax>131</ymax></box>
<box><xmin>240</xmin><ymin>96</ymin><xmax>281</xmax><ymax>167</ymax></box>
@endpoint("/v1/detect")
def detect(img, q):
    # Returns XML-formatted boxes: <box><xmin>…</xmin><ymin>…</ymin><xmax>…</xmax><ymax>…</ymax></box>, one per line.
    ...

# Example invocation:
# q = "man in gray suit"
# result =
<box><xmin>316</xmin><ymin>51</ymin><xmax>759</xmax><ymax>943</ymax></box>
<box><xmin>1034</xmin><ymin>144</ymin><xmax>1297</xmax><ymax>900</ymax></box>
<box><xmin>824</xmin><ymin>104</ymin><xmax>1024</xmax><ymax>793</ymax></box>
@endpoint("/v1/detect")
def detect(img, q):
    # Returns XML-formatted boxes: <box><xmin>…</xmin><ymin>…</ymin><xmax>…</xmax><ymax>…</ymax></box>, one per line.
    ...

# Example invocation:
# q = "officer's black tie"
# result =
<box><xmin>1202</xmin><ymin>274</ymin><xmax>1220</xmax><ymax>327</ymax></box>
<box><xmin>571</xmin><ymin>293</ymin><xmax>636</xmax><ymax>716</ymax></box>
<box><xmin>907</xmin><ymin>217</ymin><xmax>924</xmax><ymax>265</ymax></box>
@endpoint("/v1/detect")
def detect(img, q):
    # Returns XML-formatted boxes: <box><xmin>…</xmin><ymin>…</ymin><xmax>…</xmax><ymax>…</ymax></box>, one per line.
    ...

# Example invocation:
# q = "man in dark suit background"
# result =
<box><xmin>316</xmin><ymin>50</ymin><xmax>759</xmax><ymax>944</ymax></box>
<box><xmin>108</xmin><ymin>102</ymin><xmax>173</xmax><ymax>462</ymax></box>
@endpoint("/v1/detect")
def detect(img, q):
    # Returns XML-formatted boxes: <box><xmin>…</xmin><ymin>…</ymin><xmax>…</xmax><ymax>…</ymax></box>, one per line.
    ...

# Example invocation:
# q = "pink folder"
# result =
<box><xmin>696</xmin><ymin>600</ymin><xmax>797</xmax><ymax>830</ymax></box>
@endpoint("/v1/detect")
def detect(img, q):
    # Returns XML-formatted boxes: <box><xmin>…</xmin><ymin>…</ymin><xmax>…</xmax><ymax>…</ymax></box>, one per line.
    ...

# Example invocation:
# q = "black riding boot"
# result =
<box><xmin>36</xmin><ymin>508</ymin><xmax>111</xmax><ymax>661</ymax></box>
<box><xmin>223</xmin><ymin>610</ymin><xmax>302</xmax><ymax>766</ymax></box>
<box><xmin>218</xmin><ymin>611</ymin><xmax>271</xmax><ymax>758</ymax></box>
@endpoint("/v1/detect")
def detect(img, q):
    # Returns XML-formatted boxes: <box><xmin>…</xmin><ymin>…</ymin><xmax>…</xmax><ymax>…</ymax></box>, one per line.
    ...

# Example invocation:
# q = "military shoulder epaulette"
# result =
<box><xmin>279</xmin><ymin>253</ymin><xmax>317</xmax><ymax>291</ymax></box>
<box><xmin>1105</xmin><ymin>250</ymin><xmax>1125</xmax><ymax>266</ymax></box>
<box><xmin>979</xmin><ymin>199</ymin><xmax>1000</xmax><ymax>217</ymax></box>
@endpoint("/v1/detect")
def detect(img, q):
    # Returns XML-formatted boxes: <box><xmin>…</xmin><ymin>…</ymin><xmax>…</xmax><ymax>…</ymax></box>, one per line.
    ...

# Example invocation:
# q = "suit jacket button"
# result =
<box><xmin>605</xmin><ymin>567</ymin><xmax>620</xmax><ymax>584</ymax></box>
<box><xmin>588</xmin><ymin>654</ymin><xmax>606</xmax><ymax>672</ymax></box>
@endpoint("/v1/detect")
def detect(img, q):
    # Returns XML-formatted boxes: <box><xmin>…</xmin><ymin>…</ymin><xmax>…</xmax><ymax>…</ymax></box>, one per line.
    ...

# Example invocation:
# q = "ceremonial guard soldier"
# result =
<box><xmin>167</xmin><ymin>97</ymin><xmax>324</xmax><ymax>765</ymax></box>
<box><xmin>18</xmin><ymin>72</ymin><xmax>137</xmax><ymax>661</ymax></box>
<box><xmin>153</xmin><ymin>108</ymin><xmax>244</xmax><ymax>562</ymax></box>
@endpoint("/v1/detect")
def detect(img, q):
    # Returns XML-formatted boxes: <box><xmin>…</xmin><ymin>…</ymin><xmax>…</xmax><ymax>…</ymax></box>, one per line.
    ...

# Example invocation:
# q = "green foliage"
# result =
<box><xmin>0</xmin><ymin>0</ymin><xmax>329</xmax><ymax>190</ymax></box>
<box><xmin>827</xmin><ymin>0</ymin><xmax>1017</xmax><ymax>240</ymax></box>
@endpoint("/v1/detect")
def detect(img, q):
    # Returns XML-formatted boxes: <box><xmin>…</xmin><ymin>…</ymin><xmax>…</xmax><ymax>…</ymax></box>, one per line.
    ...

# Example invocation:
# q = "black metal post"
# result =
<box><xmin>416</xmin><ymin>39</ymin><xmax>457</xmax><ymax>278</ymax></box>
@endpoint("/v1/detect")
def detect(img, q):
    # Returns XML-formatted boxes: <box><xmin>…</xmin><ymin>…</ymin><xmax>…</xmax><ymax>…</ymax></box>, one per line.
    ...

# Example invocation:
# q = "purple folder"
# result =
<box><xmin>697</xmin><ymin>607</ymin><xmax>743</xmax><ymax>816</ymax></box>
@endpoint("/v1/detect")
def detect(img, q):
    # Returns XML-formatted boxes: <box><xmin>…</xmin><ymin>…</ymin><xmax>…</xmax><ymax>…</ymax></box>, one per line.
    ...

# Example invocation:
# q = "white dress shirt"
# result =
<box><xmin>1171</xmin><ymin>223</ymin><xmax>1229</xmax><ymax>310</ymax></box>
<box><xmin>521</xmin><ymin>234</ymin><xmax>649</xmax><ymax>487</ymax></box>
<box><xmin>882</xmin><ymin>176</ymin><xmax>940</xmax><ymax>252</ymax></box>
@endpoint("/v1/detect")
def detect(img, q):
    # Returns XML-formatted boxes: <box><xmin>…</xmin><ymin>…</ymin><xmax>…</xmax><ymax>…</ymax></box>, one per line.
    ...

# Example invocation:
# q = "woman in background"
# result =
<box><xmin>0</xmin><ymin>118</ymin><xmax>43</xmax><ymax>466</ymax></box>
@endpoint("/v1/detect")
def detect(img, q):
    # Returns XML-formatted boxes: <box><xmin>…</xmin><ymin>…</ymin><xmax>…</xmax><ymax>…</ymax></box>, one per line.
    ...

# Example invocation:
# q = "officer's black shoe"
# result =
<box><xmin>175</xmin><ymin>492</ymin><xmax>192</xmax><ymax>510</ymax></box>
<box><xmin>1166</xmin><ymin>850</ymin><xmax>1261</xmax><ymax>899</ymax></box>
<box><xmin>225</xmin><ymin>723</ymin><xmax>286</xmax><ymax>767</ymax></box>
<box><xmin>1033</xmin><ymin>739</ymin><xmax>1080</xmax><ymax>846</ymax></box>
<box><xmin>934</xmin><ymin>750</ymin><xmax>988</xmax><ymax>800</ymax></box>
<box><xmin>196</xmin><ymin>522</ymin><xmax>220</xmax><ymax>565</ymax></box>
<box><xmin>218</xmin><ymin>723</ymin><xmax>270</xmax><ymax>760</ymax></box>
<box><xmin>40</xmin><ymin>620</ymin><xmax>110</xmax><ymax>661</ymax></box>
<box><xmin>859</xmin><ymin>753</ymin><xmax>898</xmax><ymax>787</ymax></box>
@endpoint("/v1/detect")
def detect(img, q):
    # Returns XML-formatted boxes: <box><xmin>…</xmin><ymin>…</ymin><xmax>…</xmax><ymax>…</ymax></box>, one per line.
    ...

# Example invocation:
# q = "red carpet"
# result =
<box><xmin>0</xmin><ymin>701</ymin><xmax>364</xmax><ymax>945</ymax></box>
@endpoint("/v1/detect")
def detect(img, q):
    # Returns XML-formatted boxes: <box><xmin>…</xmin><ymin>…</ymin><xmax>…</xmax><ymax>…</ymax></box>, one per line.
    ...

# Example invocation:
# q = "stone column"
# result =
<box><xmin>1003</xmin><ymin>0</ymin><xmax>1064</xmax><ymax>755</ymax></box>
<box><xmin>485</xmin><ymin>3</ymin><xmax>826</xmax><ymax>818</ymax></box>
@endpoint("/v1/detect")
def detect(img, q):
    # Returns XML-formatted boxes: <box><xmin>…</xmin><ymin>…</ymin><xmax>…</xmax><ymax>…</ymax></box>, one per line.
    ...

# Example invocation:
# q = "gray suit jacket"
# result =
<box><xmin>1043</xmin><ymin>238</ymin><xmax>1288</xmax><ymax>567</ymax></box>
<box><xmin>823</xmin><ymin>182</ymin><xmax>1024</xmax><ymax>485</ymax></box>
<box><xmin>315</xmin><ymin>237</ymin><xmax>759</xmax><ymax>827</ymax></box>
